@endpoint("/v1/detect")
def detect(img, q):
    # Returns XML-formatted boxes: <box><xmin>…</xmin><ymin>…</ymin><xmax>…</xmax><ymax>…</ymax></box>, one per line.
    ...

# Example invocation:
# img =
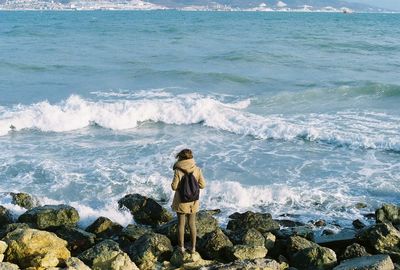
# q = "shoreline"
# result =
<box><xmin>0</xmin><ymin>191</ymin><xmax>399</xmax><ymax>269</ymax></box>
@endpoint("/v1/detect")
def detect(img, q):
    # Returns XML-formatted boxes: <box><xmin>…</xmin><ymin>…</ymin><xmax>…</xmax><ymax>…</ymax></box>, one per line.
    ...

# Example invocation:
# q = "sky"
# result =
<box><xmin>347</xmin><ymin>0</ymin><xmax>400</xmax><ymax>10</ymax></box>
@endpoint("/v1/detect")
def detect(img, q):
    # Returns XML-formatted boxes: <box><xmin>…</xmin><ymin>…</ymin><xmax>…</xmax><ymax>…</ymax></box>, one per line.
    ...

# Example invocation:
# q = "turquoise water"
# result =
<box><xmin>1</xmin><ymin>11</ymin><xmax>400</xmax><ymax>227</ymax></box>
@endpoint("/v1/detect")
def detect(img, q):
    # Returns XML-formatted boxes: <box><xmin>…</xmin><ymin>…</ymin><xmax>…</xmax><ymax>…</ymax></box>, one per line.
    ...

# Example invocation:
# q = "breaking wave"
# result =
<box><xmin>1</xmin><ymin>93</ymin><xmax>399</xmax><ymax>151</ymax></box>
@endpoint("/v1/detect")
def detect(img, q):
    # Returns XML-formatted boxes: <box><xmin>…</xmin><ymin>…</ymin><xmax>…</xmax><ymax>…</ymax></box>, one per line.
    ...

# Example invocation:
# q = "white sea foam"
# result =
<box><xmin>1</xmin><ymin>94</ymin><xmax>400</xmax><ymax>151</ymax></box>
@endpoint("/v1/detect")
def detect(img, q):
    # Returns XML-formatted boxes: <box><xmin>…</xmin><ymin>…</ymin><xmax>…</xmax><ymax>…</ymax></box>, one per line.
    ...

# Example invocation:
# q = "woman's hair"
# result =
<box><xmin>176</xmin><ymin>149</ymin><xmax>193</xmax><ymax>160</ymax></box>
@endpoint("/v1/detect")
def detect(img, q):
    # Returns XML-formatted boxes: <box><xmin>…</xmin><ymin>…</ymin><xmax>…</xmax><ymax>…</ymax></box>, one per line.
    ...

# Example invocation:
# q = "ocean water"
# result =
<box><xmin>1</xmin><ymin>11</ymin><xmax>400</xmax><ymax>228</ymax></box>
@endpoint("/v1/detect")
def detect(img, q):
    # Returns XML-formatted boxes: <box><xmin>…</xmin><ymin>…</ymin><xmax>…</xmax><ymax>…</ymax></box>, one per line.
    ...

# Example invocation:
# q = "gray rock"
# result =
<box><xmin>358</xmin><ymin>223</ymin><xmax>400</xmax><ymax>262</ymax></box>
<box><xmin>315</xmin><ymin>228</ymin><xmax>357</xmax><ymax>250</ymax></box>
<box><xmin>206</xmin><ymin>258</ymin><xmax>285</xmax><ymax>270</ymax></box>
<box><xmin>54</xmin><ymin>226</ymin><xmax>96</xmax><ymax>255</ymax></box>
<box><xmin>333</xmin><ymin>254</ymin><xmax>394</xmax><ymax>270</ymax></box>
<box><xmin>291</xmin><ymin>246</ymin><xmax>337</xmax><ymax>270</ymax></box>
<box><xmin>287</xmin><ymin>236</ymin><xmax>337</xmax><ymax>270</ymax></box>
<box><xmin>0</xmin><ymin>223</ymin><xmax>30</xmax><ymax>239</ymax></box>
<box><xmin>78</xmin><ymin>239</ymin><xmax>122</xmax><ymax>267</ymax></box>
<box><xmin>170</xmin><ymin>249</ymin><xmax>214</xmax><ymax>269</ymax></box>
<box><xmin>65</xmin><ymin>257</ymin><xmax>91</xmax><ymax>270</ymax></box>
<box><xmin>128</xmin><ymin>233</ymin><xmax>173</xmax><ymax>269</ymax></box>
<box><xmin>340</xmin><ymin>243</ymin><xmax>370</xmax><ymax>261</ymax></box>
<box><xmin>227</xmin><ymin>228</ymin><xmax>265</xmax><ymax>246</ymax></box>
<box><xmin>120</xmin><ymin>224</ymin><xmax>152</xmax><ymax>242</ymax></box>
<box><xmin>263</xmin><ymin>231</ymin><xmax>276</xmax><ymax>250</ymax></box>
<box><xmin>227</xmin><ymin>211</ymin><xmax>280</xmax><ymax>233</ymax></box>
<box><xmin>276</xmin><ymin>225</ymin><xmax>315</xmax><ymax>240</ymax></box>
<box><xmin>198</xmin><ymin>228</ymin><xmax>233</xmax><ymax>262</ymax></box>
<box><xmin>0</xmin><ymin>262</ymin><xmax>20</xmax><ymax>270</ymax></box>
<box><xmin>85</xmin><ymin>216</ymin><xmax>123</xmax><ymax>239</ymax></box>
<box><xmin>0</xmin><ymin>206</ymin><xmax>13</xmax><ymax>227</ymax></box>
<box><xmin>118</xmin><ymin>194</ymin><xmax>172</xmax><ymax>226</ymax></box>
<box><xmin>376</xmin><ymin>204</ymin><xmax>400</xmax><ymax>225</ymax></box>
<box><xmin>10</xmin><ymin>192</ymin><xmax>39</xmax><ymax>210</ymax></box>
<box><xmin>231</xmin><ymin>245</ymin><xmax>268</xmax><ymax>260</ymax></box>
<box><xmin>18</xmin><ymin>205</ymin><xmax>79</xmax><ymax>229</ymax></box>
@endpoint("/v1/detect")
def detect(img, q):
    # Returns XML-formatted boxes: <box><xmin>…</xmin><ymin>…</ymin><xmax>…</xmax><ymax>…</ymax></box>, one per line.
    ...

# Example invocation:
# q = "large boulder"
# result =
<box><xmin>198</xmin><ymin>228</ymin><xmax>233</xmax><ymax>262</ymax></box>
<box><xmin>118</xmin><ymin>194</ymin><xmax>172</xmax><ymax>226</ymax></box>
<box><xmin>358</xmin><ymin>222</ymin><xmax>400</xmax><ymax>262</ymax></box>
<box><xmin>157</xmin><ymin>210</ymin><xmax>219</xmax><ymax>244</ymax></box>
<box><xmin>0</xmin><ymin>206</ymin><xmax>13</xmax><ymax>227</ymax></box>
<box><xmin>10</xmin><ymin>192</ymin><xmax>39</xmax><ymax>210</ymax></box>
<box><xmin>0</xmin><ymin>262</ymin><xmax>20</xmax><ymax>270</ymax></box>
<box><xmin>3</xmin><ymin>228</ymin><xmax>70</xmax><ymax>268</ymax></box>
<box><xmin>287</xmin><ymin>236</ymin><xmax>337</xmax><ymax>270</ymax></box>
<box><xmin>231</xmin><ymin>245</ymin><xmax>268</xmax><ymax>261</ymax></box>
<box><xmin>315</xmin><ymin>228</ymin><xmax>357</xmax><ymax>250</ymax></box>
<box><xmin>376</xmin><ymin>204</ymin><xmax>400</xmax><ymax>225</ymax></box>
<box><xmin>227</xmin><ymin>228</ymin><xmax>265</xmax><ymax>246</ymax></box>
<box><xmin>340</xmin><ymin>243</ymin><xmax>369</xmax><ymax>261</ymax></box>
<box><xmin>170</xmin><ymin>249</ymin><xmax>214</xmax><ymax>269</ymax></box>
<box><xmin>85</xmin><ymin>217</ymin><xmax>123</xmax><ymax>239</ymax></box>
<box><xmin>54</xmin><ymin>226</ymin><xmax>96</xmax><ymax>255</ymax></box>
<box><xmin>128</xmin><ymin>233</ymin><xmax>173</xmax><ymax>270</ymax></box>
<box><xmin>227</xmin><ymin>211</ymin><xmax>280</xmax><ymax>233</ymax></box>
<box><xmin>78</xmin><ymin>239</ymin><xmax>138</xmax><ymax>270</ymax></box>
<box><xmin>333</xmin><ymin>254</ymin><xmax>394</xmax><ymax>270</ymax></box>
<box><xmin>18</xmin><ymin>205</ymin><xmax>79</xmax><ymax>229</ymax></box>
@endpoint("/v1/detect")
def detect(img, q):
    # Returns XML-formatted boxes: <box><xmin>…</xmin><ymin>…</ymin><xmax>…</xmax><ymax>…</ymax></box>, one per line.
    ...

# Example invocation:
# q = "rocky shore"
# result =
<box><xmin>0</xmin><ymin>192</ymin><xmax>399</xmax><ymax>270</ymax></box>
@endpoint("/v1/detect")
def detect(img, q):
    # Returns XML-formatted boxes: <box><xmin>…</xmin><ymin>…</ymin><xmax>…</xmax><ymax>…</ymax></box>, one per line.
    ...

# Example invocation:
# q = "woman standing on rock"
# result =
<box><xmin>171</xmin><ymin>149</ymin><xmax>206</xmax><ymax>254</ymax></box>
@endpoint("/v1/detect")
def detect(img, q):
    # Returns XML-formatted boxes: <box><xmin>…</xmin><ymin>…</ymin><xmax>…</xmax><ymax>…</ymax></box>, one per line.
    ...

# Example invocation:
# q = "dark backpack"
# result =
<box><xmin>178</xmin><ymin>169</ymin><xmax>200</xmax><ymax>203</ymax></box>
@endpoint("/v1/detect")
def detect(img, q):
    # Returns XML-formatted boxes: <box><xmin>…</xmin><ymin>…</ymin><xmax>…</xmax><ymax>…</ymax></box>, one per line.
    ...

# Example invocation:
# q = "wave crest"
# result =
<box><xmin>1</xmin><ymin>93</ymin><xmax>400</xmax><ymax>151</ymax></box>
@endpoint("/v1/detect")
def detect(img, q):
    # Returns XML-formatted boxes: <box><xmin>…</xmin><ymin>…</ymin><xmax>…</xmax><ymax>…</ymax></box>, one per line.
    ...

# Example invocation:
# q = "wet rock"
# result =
<box><xmin>18</xmin><ymin>205</ymin><xmax>79</xmax><ymax>229</ymax></box>
<box><xmin>54</xmin><ymin>226</ymin><xmax>96</xmax><ymax>255</ymax></box>
<box><xmin>0</xmin><ymin>223</ymin><xmax>30</xmax><ymax>239</ymax></box>
<box><xmin>65</xmin><ymin>257</ymin><xmax>91</xmax><ymax>270</ymax></box>
<box><xmin>376</xmin><ymin>204</ymin><xmax>400</xmax><ymax>225</ymax></box>
<box><xmin>275</xmin><ymin>219</ymin><xmax>305</xmax><ymax>228</ymax></box>
<box><xmin>10</xmin><ymin>192</ymin><xmax>39</xmax><ymax>210</ymax></box>
<box><xmin>206</xmin><ymin>258</ymin><xmax>284</xmax><ymax>270</ymax></box>
<box><xmin>198</xmin><ymin>228</ymin><xmax>233</xmax><ymax>262</ymax></box>
<box><xmin>352</xmin><ymin>219</ymin><xmax>366</xmax><ymax>230</ymax></box>
<box><xmin>120</xmin><ymin>224</ymin><xmax>152</xmax><ymax>242</ymax></box>
<box><xmin>170</xmin><ymin>249</ymin><xmax>214</xmax><ymax>269</ymax></box>
<box><xmin>315</xmin><ymin>220</ymin><xmax>327</xmax><ymax>227</ymax></box>
<box><xmin>358</xmin><ymin>222</ymin><xmax>400</xmax><ymax>262</ymax></box>
<box><xmin>85</xmin><ymin>216</ymin><xmax>123</xmax><ymax>239</ymax></box>
<box><xmin>3</xmin><ymin>228</ymin><xmax>70</xmax><ymax>268</ymax></box>
<box><xmin>157</xmin><ymin>210</ymin><xmax>219</xmax><ymax>244</ymax></box>
<box><xmin>355</xmin><ymin>203</ymin><xmax>368</xmax><ymax>209</ymax></box>
<box><xmin>0</xmin><ymin>206</ymin><xmax>13</xmax><ymax>227</ymax></box>
<box><xmin>315</xmin><ymin>228</ymin><xmax>356</xmax><ymax>250</ymax></box>
<box><xmin>227</xmin><ymin>211</ymin><xmax>280</xmax><ymax>233</ymax></box>
<box><xmin>128</xmin><ymin>233</ymin><xmax>173</xmax><ymax>270</ymax></box>
<box><xmin>276</xmin><ymin>225</ymin><xmax>314</xmax><ymax>240</ymax></box>
<box><xmin>0</xmin><ymin>262</ymin><xmax>20</xmax><ymax>270</ymax></box>
<box><xmin>118</xmin><ymin>194</ymin><xmax>172</xmax><ymax>226</ymax></box>
<box><xmin>340</xmin><ymin>243</ymin><xmax>369</xmax><ymax>261</ymax></box>
<box><xmin>263</xmin><ymin>232</ymin><xmax>276</xmax><ymax>250</ymax></box>
<box><xmin>333</xmin><ymin>254</ymin><xmax>394</xmax><ymax>270</ymax></box>
<box><xmin>231</xmin><ymin>245</ymin><xmax>268</xmax><ymax>260</ymax></box>
<box><xmin>287</xmin><ymin>236</ymin><xmax>337</xmax><ymax>270</ymax></box>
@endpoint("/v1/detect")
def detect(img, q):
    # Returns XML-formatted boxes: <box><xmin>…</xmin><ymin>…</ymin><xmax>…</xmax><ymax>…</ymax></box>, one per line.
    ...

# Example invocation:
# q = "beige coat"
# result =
<box><xmin>171</xmin><ymin>158</ymin><xmax>206</xmax><ymax>214</ymax></box>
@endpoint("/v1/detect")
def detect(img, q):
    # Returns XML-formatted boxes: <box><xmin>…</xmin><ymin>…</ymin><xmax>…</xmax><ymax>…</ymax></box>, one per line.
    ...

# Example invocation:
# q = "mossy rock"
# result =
<box><xmin>18</xmin><ymin>205</ymin><xmax>79</xmax><ymax>229</ymax></box>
